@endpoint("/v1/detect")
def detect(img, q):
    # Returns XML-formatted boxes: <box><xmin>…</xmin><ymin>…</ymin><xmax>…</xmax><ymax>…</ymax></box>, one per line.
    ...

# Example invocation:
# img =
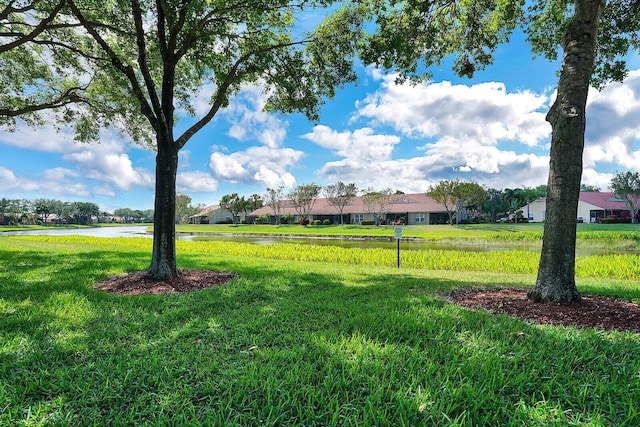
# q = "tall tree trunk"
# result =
<box><xmin>528</xmin><ymin>0</ymin><xmax>604</xmax><ymax>304</ymax></box>
<box><xmin>147</xmin><ymin>138</ymin><xmax>179</xmax><ymax>280</ymax></box>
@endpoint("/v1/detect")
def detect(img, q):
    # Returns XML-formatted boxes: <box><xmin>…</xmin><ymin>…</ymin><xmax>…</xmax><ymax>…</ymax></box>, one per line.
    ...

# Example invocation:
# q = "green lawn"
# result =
<box><xmin>1</xmin><ymin>235</ymin><xmax>639</xmax><ymax>425</ymax></box>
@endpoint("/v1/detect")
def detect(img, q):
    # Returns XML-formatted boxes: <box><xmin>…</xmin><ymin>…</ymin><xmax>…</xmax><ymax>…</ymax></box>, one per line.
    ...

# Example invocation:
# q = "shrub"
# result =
<box><xmin>360</xmin><ymin>220</ymin><xmax>375</xmax><ymax>225</ymax></box>
<box><xmin>312</xmin><ymin>220</ymin><xmax>322</xmax><ymax>225</ymax></box>
<box><xmin>323</xmin><ymin>219</ymin><xmax>331</xmax><ymax>225</ymax></box>
<box><xmin>298</xmin><ymin>218</ymin><xmax>309</xmax><ymax>225</ymax></box>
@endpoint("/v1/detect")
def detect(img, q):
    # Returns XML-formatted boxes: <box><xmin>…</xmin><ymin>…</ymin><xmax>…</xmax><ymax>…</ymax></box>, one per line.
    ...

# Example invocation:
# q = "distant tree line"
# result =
<box><xmin>0</xmin><ymin>198</ymin><xmax>154</xmax><ymax>226</ymax></box>
<box><xmin>217</xmin><ymin>193</ymin><xmax>264</xmax><ymax>225</ymax></box>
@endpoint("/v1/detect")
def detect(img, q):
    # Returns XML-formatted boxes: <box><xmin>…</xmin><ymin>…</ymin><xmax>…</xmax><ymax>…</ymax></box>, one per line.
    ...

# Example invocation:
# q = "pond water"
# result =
<box><xmin>1</xmin><ymin>226</ymin><xmax>635</xmax><ymax>256</ymax></box>
<box><xmin>182</xmin><ymin>234</ymin><xmax>540</xmax><ymax>253</ymax></box>
<box><xmin>0</xmin><ymin>225</ymin><xmax>151</xmax><ymax>238</ymax></box>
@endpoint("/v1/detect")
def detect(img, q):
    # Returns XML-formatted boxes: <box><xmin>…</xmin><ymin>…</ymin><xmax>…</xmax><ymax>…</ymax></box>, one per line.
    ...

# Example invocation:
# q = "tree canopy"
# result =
<box><xmin>1</xmin><ymin>0</ymin><xmax>363</xmax><ymax>278</ymax></box>
<box><xmin>362</xmin><ymin>187</ymin><xmax>394</xmax><ymax>225</ymax></box>
<box><xmin>358</xmin><ymin>0</ymin><xmax>640</xmax><ymax>304</ymax></box>
<box><xmin>0</xmin><ymin>0</ymin><xmax>94</xmax><ymax>133</ymax></box>
<box><xmin>610</xmin><ymin>171</ymin><xmax>640</xmax><ymax>224</ymax></box>
<box><xmin>324</xmin><ymin>182</ymin><xmax>358</xmax><ymax>225</ymax></box>
<box><xmin>288</xmin><ymin>183</ymin><xmax>322</xmax><ymax>222</ymax></box>
<box><xmin>264</xmin><ymin>187</ymin><xmax>286</xmax><ymax>224</ymax></box>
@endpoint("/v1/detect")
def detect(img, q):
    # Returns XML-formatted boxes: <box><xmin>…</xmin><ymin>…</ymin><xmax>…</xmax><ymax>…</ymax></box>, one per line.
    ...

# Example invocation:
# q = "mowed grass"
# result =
<box><xmin>1</xmin><ymin>236</ymin><xmax>639</xmax><ymax>426</ymax></box>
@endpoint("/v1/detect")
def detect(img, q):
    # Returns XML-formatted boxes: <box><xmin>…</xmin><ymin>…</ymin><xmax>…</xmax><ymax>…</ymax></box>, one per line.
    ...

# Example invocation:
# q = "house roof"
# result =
<box><xmin>524</xmin><ymin>192</ymin><xmax>628</xmax><ymax>211</ymax></box>
<box><xmin>578</xmin><ymin>192</ymin><xmax>628</xmax><ymax>210</ymax></box>
<box><xmin>189</xmin><ymin>205</ymin><xmax>220</xmax><ymax>218</ymax></box>
<box><xmin>250</xmin><ymin>193</ymin><xmax>447</xmax><ymax>216</ymax></box>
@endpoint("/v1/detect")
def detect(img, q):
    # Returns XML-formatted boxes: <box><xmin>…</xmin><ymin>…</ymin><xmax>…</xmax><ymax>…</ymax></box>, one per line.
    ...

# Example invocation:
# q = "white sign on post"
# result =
<box><xmin>394</xmin><ymin>226</ymin><xmax>402</xmax><ymax>268</ymax></box>
<box><xmin>394</xmin><ymin>226</ymin><xmax>403</xmax><ymax>240</ymax></box>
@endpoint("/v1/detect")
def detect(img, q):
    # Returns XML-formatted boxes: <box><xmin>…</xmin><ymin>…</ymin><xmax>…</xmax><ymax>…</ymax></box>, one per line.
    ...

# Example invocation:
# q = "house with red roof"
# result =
<box><xmin>518</xmin><ymin>192</ymin><xmax>632</xmax><ymax>223</ymax></box>
<box><xmin>249</xmin><ymin>193</ymin><xmax>449</xmax><ymax>225</ymax></box>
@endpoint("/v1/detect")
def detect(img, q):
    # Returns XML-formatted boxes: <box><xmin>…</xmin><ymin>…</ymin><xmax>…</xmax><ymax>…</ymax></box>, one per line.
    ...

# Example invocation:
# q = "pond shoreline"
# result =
<box><xmin>176</xmin><ymin>231</ymin><xmax>424</xmax><ymax>242</ymax></box>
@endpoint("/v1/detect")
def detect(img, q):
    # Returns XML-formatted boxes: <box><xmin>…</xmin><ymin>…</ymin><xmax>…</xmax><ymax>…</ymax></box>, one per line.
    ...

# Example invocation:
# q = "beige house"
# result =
<box><xmin>188</xmin><ymin>205</ymin><xmax>238</xmax><ymax>224</ymax></box>
<box><xmin>518</xmin><ymin>192</ymin><xmax>631</xmax><ymax>223</ymax></box>
<box><xmin>249</xmin><ymin>193</ymin><xmax>449</xmax><ymax>225</ymax></box>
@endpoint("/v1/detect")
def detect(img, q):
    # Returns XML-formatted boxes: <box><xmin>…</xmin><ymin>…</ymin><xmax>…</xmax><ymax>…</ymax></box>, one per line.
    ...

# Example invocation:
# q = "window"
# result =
<box><xmin>354</xmin><ymin>213</ymin><xmax>364</xmax><ymax>223</ymax></box>
<box><xmin>415</xmin><ymin>213</ymin><xmax>426</xmax><ymax>224</ymax></box>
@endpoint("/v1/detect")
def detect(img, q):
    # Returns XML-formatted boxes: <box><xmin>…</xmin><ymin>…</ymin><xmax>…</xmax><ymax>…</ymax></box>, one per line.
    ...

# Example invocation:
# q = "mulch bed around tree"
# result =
<box><xmin>95</xmin><ymin>272</ymin><xmax>640</xmax><ymax>334</ymax></box>
<box><xmin>94</xmin><ymin>269</ymin><xmax>237</xmax><ymax>295</ymax></box>
<box><xmin>445</xmin><ymin>287</ymin><xmax>640</xmax><ymax>334</ymax></box>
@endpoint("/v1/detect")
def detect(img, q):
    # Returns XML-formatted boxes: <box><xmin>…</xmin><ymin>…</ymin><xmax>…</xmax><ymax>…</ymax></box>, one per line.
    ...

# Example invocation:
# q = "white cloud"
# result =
<box><xmin>0</xmin><ymin>123</ymin><xmax>79</xmax><ymax>153</ymax></box>
<box><xmin>209</xmin><ymin>152</ymin><xmax>249</xmax><ymax>182</ymax></box>
<box><xmin>189</xmin><ymin>82</ymin><xmax>217</xmax><ymax>117</ymax></box>
<box><xmin>177</xmin><ymin>170</ymin><xmax>219</xmax><ymax>192</ymax></box>
<box><xmin>63</xmin><ymin>150</ymin><xmax>154</xmax><ymax>191</ymax></box>
<box><xmin>209</xmin><ymin>145</ymin><xmax>304</xmax><ymax>188</ymax></box>
<box><xmin>93</xmin><ymin>184</ymin><xmax>117</xmax><ymax>198</ymax></box>
<box><xmin>584</xmin><ymin>70</ymin><xmax>640</xmax><ymax>171</ymax></box>
<box><xmin>224</xmin><ymin>84</ymin><xmax>287</xmax><ymax>149</ymax></box>
<box><xmin>0</xmin><ymin>166</ymin><xmax>39</xmax><ymax>192</ymax></box>
<box><xmin>0</xmin><ymin>121</ymin><xmax>156</xmax><ymax>198</ymax></box>
<box><xmin>581</xmin><ymin>168</ymin><xmax>614</xmax><ymax>192</ymax></box>
<box><xmin>207</xmin><ymin>83</ymin><xmax>304</xmax><ymax>189</ymax></box>
<box><xmin>354</xmin><ymin>73</ymin><xmax>551</xmax><ymax>146</ymax></box>
<box><xmin>315</xmin><ymin>135</ymin><xmax>550</xmax><ymax>193</ymax></box>
<box><xmin>305</xmin><ymin>72</ymin><xmax>557</xmax><ymax>191</ymax></box>
<box><xmin>302</xmin><ymin>125</ymin><xmax>401</xmax><ymax>162</ymax></box>
<box><xmin>0</xmin><ymin>165</ymin><xmax>93</xmax><ymax>198</ymax></box>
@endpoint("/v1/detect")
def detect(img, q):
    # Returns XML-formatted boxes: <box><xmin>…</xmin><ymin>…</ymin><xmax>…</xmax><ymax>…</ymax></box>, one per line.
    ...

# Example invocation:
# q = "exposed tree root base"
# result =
<box><xmin>446</xmin><ymin>287</ymin><xmax>640</xmax><ymax>334</ymax></box>
<box><xmin>94</xmin><ymin>269</ymin><xmax>237</xmax><ymax>295</ymax></box>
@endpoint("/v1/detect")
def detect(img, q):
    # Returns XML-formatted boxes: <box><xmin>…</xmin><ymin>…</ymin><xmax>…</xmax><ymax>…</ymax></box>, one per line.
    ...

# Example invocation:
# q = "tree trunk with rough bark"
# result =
<box><xmin>147</xmin><ymin>136</ymin><xmax>179</xmax><ymax>280</ymax></box>
<box><xmin>528</xmin><ymin>0</ymin><xmax>604</xmax><ymax>304</ymax></box>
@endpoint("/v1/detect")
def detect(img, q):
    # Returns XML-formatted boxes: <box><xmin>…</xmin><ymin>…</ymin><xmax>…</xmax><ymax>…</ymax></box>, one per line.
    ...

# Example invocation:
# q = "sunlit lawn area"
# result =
<box><xmin>1</xmin><ymin>235</ymin><xmax>639</xmax><ymax>425</ymax></box>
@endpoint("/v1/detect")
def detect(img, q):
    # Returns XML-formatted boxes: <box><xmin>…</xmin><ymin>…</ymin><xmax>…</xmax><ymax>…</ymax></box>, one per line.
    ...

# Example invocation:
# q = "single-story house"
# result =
<box><xmin>248</xmin><ymin>193</ymin><xmax>449</xmax><ymax>225</ymax></box>
<box><xmin>188</xmin><ymin>205</ymin><xmax>247</xmax><ymax>224</ymax></box>
<box><xmin>189</xmin><ymin>205</ymin><xmax>231</xmax><ymax>224</ymax></box>
<box><xmin>518</xmin><ymin>192</ymin><xmax>631</xmax><ymax>223</ymax></box>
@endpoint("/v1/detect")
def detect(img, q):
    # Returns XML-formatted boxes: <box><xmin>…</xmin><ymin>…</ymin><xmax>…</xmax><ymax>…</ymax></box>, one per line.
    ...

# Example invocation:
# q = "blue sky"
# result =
<box><xmin>2</xmin><ymin>30</ymin><xmax>640</xmax><ymax>212</ymax></box>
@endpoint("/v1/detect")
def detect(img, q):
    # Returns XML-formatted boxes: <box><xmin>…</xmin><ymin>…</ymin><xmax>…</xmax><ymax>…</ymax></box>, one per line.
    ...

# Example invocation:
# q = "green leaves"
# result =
<box><xmin>360</xmin><ymin>0</ymin><xmax>639</xmax><ymax>86</ymax></box>
<box><xmin>610</xmin><ymin>171</ymin><xmax>640</xmax><ymax>223</ymax></box>
<box><xmin>359</xmin><ymin>0</ymin><xmax>524</xmax><ymax>82</ymax></box>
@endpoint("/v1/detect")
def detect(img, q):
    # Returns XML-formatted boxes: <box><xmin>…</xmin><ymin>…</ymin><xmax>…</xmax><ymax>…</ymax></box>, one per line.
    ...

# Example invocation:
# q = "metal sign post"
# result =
<box><xmin>394</xmin><ymin>226</ymin><xmax>403</xmax><ymax>268</ymax></box>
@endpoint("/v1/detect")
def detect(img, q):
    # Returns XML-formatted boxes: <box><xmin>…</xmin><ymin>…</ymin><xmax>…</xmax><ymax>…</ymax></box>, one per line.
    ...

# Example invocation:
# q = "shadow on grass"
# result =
<box><xmin>1</xmin><ymin>246</ymin><xmax>638</xmax><ymax>425</ymax></box>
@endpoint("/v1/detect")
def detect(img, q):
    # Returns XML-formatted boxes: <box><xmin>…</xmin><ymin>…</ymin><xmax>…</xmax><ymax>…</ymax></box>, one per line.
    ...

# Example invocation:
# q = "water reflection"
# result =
<box><xmin>181</xmin><ymin>234</ymin><xmax>635</xmax><ymax>256</ymax></box>
<box><xmin>1</xmin><ymin>225</ymin><xmax>150</xmax><ymax>238</ymax></box>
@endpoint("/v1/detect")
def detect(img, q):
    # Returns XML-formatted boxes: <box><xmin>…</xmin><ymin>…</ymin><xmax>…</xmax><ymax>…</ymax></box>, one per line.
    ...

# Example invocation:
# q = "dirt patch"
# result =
<box><xmin>94</xmin><ymin>269</ymin><xmax>237</xmax><ymax>295</ymax></box>
<box><xmin>446</xmin><ymin>287</ymin><xmax>640</xmax><ymax>334</ymax></box>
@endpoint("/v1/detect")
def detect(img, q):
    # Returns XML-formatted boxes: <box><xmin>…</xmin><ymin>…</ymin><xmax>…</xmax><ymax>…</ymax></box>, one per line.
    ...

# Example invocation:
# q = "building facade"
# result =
<box><xmin>518</xmin><ymin>192</ymin><xmax>632</xmax><ymax>223</ymax></box>
<box><xmin>249</xmin><ymin>193</ymin><xmax>449</xmax><ymax>225</ymax></box>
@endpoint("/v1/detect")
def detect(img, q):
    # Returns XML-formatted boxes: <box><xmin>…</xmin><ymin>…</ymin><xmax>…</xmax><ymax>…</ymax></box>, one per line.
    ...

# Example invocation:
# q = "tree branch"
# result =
<box><xmin>0</xmin><ymin>85</ymin><xmax>87</xmax><ymax>117</ymax></box>
<box><xmin>131</xmin><ymin>0</ymin><xmax>163</xmax><ymax>120</ymax></box>
<box><xmin>0</xmin><ymin>1</ymin><xmax>35</xmax><ymax>22</ymax></box>
<box><xmin>0</xmin><ymin>0</ymin><xmax>66</xmax><ymax>53</ymax></box>
<box><xmin>67</xmin><ymin>0</ymin><xmax>158</xmax><ymax>132</ymax></box>
<box><xmin>175</xmin><ymin>39</ymin><xmax>305</xmax><ymax>150</ymax></box>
